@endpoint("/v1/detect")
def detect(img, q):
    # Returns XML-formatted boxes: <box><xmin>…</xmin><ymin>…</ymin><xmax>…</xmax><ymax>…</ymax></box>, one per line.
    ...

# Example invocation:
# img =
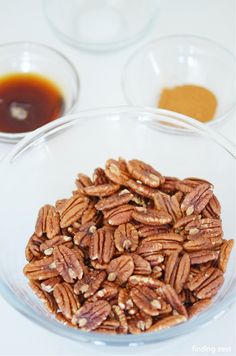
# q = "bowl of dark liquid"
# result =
<box><xmin>0</xmin><ymin>42</ymin><xmax>80</xmax><ymax>143</ymax></box>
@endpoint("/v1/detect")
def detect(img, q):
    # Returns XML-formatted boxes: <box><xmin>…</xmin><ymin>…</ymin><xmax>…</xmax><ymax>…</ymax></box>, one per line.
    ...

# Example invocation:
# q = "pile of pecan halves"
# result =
<box><xmin>24</xmin><ymin>158</ymin><xmax>234</xmax><ymax>334</ymax></box>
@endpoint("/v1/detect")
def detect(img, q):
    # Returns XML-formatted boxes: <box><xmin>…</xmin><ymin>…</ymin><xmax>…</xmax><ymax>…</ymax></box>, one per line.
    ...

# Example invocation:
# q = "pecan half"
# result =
<box><xmin>187</xmin><ymin>267</ymin><xmax>224</xmax><ymax>299</ymax></box>
<box><xmin>105</xmin><ymin>158</ymin><xmax>130</xmax><ymax>186</ymax></box>
<box><xmin>114</xmin><ymin>223</ymin><xmax>139</xmax><ymax>252</ymax></box>
<box><xmin>54</xmin><ymin>245</ymin><xmax>83</xmax><ymax>283</ymax></box>
<box><xmin>107</xmin><ymin>255</ymin><xmax>134</xmax><ymax>285</ymax></box>
<box><xmin>174</xmin><ymin>253</ymin><xmax>190</xmax><ymax>294</ymax></box>
<box><xmin>40</xmin><ymin>235</ymin><xmax>72</xmax><ymax>256</ymax></box>
<box><xmin>127</xmin><ymin>159</ymin><xmax>164</xmax><ymax>188</ymax></box>
<box><xmin>195</xmin><ymin>273</ymin><xmax>224</xmax><ymax>299</ymax></box>
<box><xmin>137</xmin><ymin>234</ymin><xmax>182</xmax><ymax>257</ymax></box>
<box><xmin>189</xmin><ymin>250</ymin><xmax>218</xmax><ymax>265</ymax></box>
<box><xmin>188</xmin><ymin>298</ymin><xmax>212</xmax><ymax>318</ymax></box>
<box><xmin>164</xmin><ymin>251</ymin><xmax>179</xmax><ymax>285</ymax></box>
<box><xmin>81</xmin><ymin>201</ymin><xmax>98</xmax><ymax>225</ymax></box>
<box><xmin>55</xmin><ymin>199</ymin><xmax>67</xmax><ymax>211</ymax></box>
<box><xmin>161</xmin><ymin>242</ymin><xmax>183</xmax><ymax>256</ymax></box>
<box><xmin>75</xmin><ymin>173</ymin><xmax>93</xmax><ymax>194</ymax></box>
<box><xmin>74</xmin><ymin>270</ymin><xmax>106</xmax><ymax>298</ymax></box>
<box><xmin>130</xmin><ymin>285</ymin><xmax>163</xmax><ymax>316</ymax></box>
<box><xmin>132</xmin><ymin>208</ymin><xmax>172</xmax><ymax>226</ymax></box>
<box><xmin>103</xmin><ymin>204</ymin><xmax>134</xmax><ymax>225</ymax></box>
<box><xmin>185</xmin><ymin>218</ymin><xmax>222</xmax><ymax>240</ymax></box>
<box><xmin>89</xmin><ymin>227</ymin><xmax>114</xmax><ymax>264</ymax></box>
<box><xmin>149</xmin><ymin>233</ymin><xmax>184</xmax><ymax>243</ymax></box>
<box><xmin>218</xmin><ymin>239</ymin><xmax>234</xmax><ymax>272</ymax></box>
<box><xmin>159</xmin><ymin>176</ymin><xmax>179</xmax><ymax>194</ymax></box>
<box><xmin>112</xmin><ymin>305</ymin><xmax>128</xmax><ymax>333</ymax></box>
<box><xmin>136</xmin><ymin>236</ymin><xmax>162</xmax><ymax>258</ymax></box>
<box><xmin>131</xmin><ymin>253</ymin><xmax>152</xmax><ymax>275</ymax></box>
<box><xmin>53</xmin><ymin>282</ymin><xmax>80</xmax><ymax>320</ymax></box>
<box><xmin>35</xmin><ymin>205</ymin><xmax>60</xmax><ymax>238</ymax></box>
<box><xmin>176</xmin><ymin>177</ymin><xmax>210</xmax><ymax>193</ymax></box>
<box><xmin>136</xmin><ymin>224</ymin><xmax>170</xmax><ymax>238</ymax></box>
<box><xmin>29</xmin><ymin>280</ymin><xmax>57</xmax><ymax>312</ymax></box>
<box><xmin>95</xmin><ymin>190</ymin><xmax>133</xmax><ymax>211</ymax></box>
<box><xmin>183</xmin><ymin>237</ymin><xmax>222</xmax><ymax>252</ymax></box>
<box><xmin>154</xmin><ymin>192</ymin><xmax>182</xmax><ymax>222</ymax></box>
<box><xmin>148</xmin><ymin>315</ymin><xmax>186</xmax><ymax>331</ymax></box>
<box><xmin>25</xmin><ymin>234</ymin><xmax>46</xmax><ymax>261</ymax></box>
<box><xmin>84</xmin><ymin>183</ymin><xmax>120</xmax><ymax>197</ymax></box>
<box><xmin>181</xmin><ymin>183</ymin><xmax>213</xmax><ymax>216</ymax></box>
<box><xmin>156</xmin><ymin>284</ymin><xmax>187</xmax><ymax>317</ymax></box>
<box><xmin>202</xmin><ymin>194</ymin><xmax>221</xmax><ymax>219</ymax></box>
<box><xmin>72</xmin><ymin>300</ymin><xmax>111</xmax><ymax>330</ymax></box>
<box><xmin>23</xmin><ymin>256</ymin><xmax>59</xmax><ymax>280</ymax></box>
<box><xmin>118</xmin><ymin>288</ymin><xmax>129</xmax><ymax>310</ymax></box>
<box><xmin>58</xmin><ymin>195</ymin><xmax>89</xmax><ymax>228</ymax></box>
<box><xmin>126</xmin><ymin>179</ymin><xmax>157</xmax><ymax>198</ymax></box>
<box><xmin>93</xmin><ymin>168</ymin><xmax>110</xmax><ymax>185</ymax></box>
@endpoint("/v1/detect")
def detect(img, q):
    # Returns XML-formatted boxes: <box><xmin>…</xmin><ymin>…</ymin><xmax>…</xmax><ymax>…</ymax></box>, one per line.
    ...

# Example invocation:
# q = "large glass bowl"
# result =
<box><xmin>0</xmin><ymin>107</ymin><xmax>235</xmax><ymax>347</ymax></box>
<box><xmin>121</xmin><ymin>35</ymin><xmax>236</xmax><ymax>129</ymax></box>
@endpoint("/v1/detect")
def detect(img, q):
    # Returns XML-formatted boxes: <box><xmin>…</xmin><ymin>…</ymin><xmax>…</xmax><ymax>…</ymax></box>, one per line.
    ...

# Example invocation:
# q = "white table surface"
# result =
<box><xmin>0</xmin><ymin>0</ymin><xmax>235</xmax><ymax>355</ymax></box>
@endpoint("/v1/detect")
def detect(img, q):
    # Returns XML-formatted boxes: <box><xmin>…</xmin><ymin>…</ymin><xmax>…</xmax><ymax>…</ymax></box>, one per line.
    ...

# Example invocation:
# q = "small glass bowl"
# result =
<box><xmin>0</xmin><ymin>42</ymin><xmax>80</xmax><ymax>143</ymax></box>
<box><xmin>44</xmin><ymin>0</ymin><xmax>160</xmax><ymax>52</ymax></box>
<box><xmin>0</xmin><ymin>107</ymin><xmax>235</xmax><ymax>346</ymax></box>
<box><xmin>122</xmin><ymin>35</ymin><xmax>236</xmax><ymax>130</ymax></box>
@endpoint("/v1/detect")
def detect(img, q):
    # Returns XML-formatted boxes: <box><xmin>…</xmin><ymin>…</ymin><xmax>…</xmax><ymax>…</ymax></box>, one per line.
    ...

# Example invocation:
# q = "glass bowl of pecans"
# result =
<box><xmin>0</xmin><ymin>107</ymin><xmax>235</xmax><ymax>346</ymax></box>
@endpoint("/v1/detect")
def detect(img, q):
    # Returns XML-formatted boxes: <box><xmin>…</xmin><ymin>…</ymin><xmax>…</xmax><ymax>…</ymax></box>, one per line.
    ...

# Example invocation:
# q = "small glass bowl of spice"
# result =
<box><xmin>122</xmin><ymin>35</ymin><xmax>236</xmax><ymax>130</ymax></box>
<box><xmin>0</xmin><ymin>42</ymin><xmax>80</xmax><ymax>143</ymax></box>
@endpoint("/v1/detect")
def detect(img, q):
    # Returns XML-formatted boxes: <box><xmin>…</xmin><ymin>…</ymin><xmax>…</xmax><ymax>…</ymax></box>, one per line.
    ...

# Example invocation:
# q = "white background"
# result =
<box><xmin>0</xmin><ymin>0</ymin><xmax>235</xmax><ymax>355</ymax></box>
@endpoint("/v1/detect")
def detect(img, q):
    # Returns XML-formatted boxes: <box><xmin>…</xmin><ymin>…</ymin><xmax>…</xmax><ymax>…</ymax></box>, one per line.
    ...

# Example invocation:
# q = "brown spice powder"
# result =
<box><xmin>158</xmin><ymin>84</ymin><xmax>217</xmax><ymax>123</ymax></box>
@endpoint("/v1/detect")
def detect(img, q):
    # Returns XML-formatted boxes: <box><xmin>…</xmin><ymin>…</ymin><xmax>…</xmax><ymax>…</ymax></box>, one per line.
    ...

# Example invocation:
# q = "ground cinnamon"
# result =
<box><xmin>158</xmin><ymin>84</ymin><xmax>217</xmax><ymax>123</ymax></box>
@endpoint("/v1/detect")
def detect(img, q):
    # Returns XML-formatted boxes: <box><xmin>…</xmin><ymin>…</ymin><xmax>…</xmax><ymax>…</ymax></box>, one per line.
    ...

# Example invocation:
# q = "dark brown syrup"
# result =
<box><xmin>0</xmin><ymin>73</ymin><xmax>64</xmax><ymax>133</ymax></box>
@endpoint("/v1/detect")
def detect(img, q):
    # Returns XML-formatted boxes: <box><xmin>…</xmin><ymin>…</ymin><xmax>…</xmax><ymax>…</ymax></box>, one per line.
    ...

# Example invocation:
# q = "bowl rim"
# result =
<box><xmin>3</xmin><ymin>106</ymin><xmax>236</xmax><ymax>163</ymax></box>
<box><xmin>0</xmin><ymin>106</ymin><xmax>235</xmax><ymax>345</ymax></box>
<box><xmin>43</xmin><ymin>0</ymin><xmax>160</xmax><ymax>51</ymax></box>
<box><xmin>121</xmin><ymin>34</ymin><xmax>236</xmax><ymax>130</ymax></box>
<box><xmin>0</xmin><ymin>41</ymin><xmax>80</xmax><ymax>143</ymax></box>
